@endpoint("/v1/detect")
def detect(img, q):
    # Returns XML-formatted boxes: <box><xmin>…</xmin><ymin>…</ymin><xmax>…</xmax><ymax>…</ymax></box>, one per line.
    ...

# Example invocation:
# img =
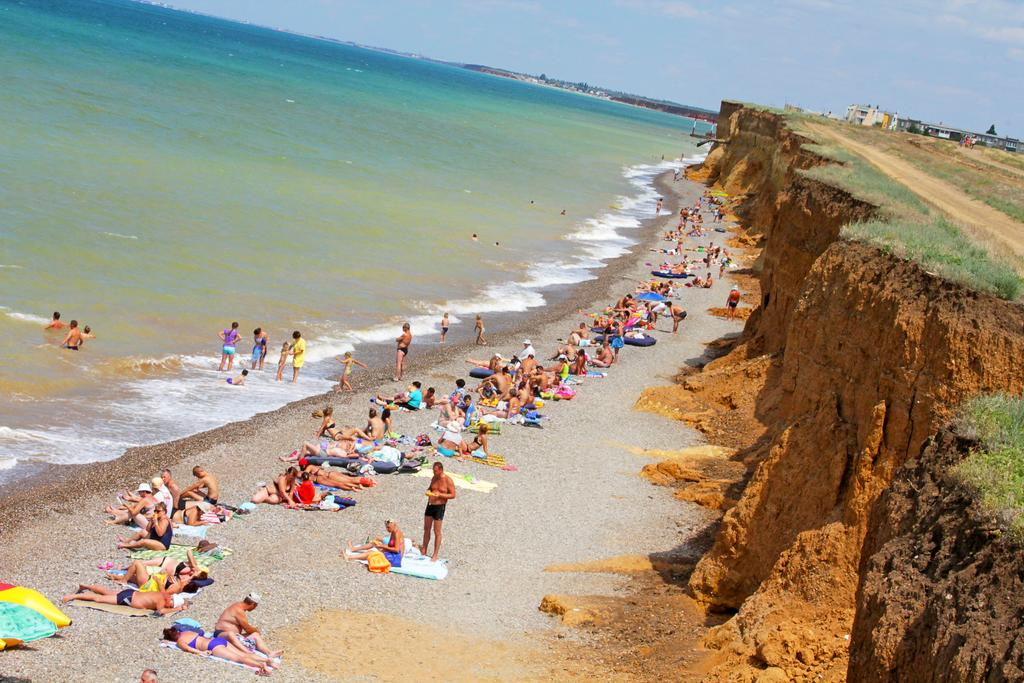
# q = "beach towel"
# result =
<box><xmin>357</xmin><ymin>544</ymin><xmax>449</xmax><ymax>580</ymax></box>
<box><xmin>68</xmin><ymin>600</ymin><xmax>154</xmax><ymax>617</ymax></box>
<box><xmin>468</xmin><ymin>453</ymin><xmax>515</xmax><ymax>471</ymax></box>
<box><xmin>129</xmin><ymin>544</ymin><xmax>232</xmax><ymax>565</ymax></box>
<box><xmin>412</xmin><ymin>468</ymin><xmax>497</xmax><ymax>493</ymax></box>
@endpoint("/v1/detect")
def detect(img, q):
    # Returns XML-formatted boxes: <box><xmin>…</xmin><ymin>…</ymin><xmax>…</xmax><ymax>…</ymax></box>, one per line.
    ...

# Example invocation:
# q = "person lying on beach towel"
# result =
<box><xmin>298</xmin><ymin>458</ymin><xmax>367</xmax><ymax>491</ymax></box>
<box><xmin>466</xmin><ymin>353</ymin><xmax>504</xmax><ymax>372</ymax></box>
<box><xmin>342</xmin><ymin>519</ymin><xmax>405</xmax><ymax>567</ymax></box>
<box><xmin>117</xmin><ymin>502</ymin><xmax>172</xmax><ymax>551</ymax></box>
<box><xmin>162</xmin><ymin>627</ymin><xmax>274</xmax><ymax>676</ymax></box>
<box><xmin>107</xmin><ymin>549</ymin><xmax>210</xmax><ymax>594</ymax></box>
<box><xmin>62</xmin><ymin>583</ymin><xmax>187</xmax><ymax>616</ymax></box>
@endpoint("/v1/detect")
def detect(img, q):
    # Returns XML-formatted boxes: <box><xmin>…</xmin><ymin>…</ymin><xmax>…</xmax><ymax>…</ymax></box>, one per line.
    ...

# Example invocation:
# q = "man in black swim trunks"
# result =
<box><xmin>421</xmin><ymin>461</ymin><xmax>456</xmax><ymax>562</ymax></box>
<box><xmin>61</xmin><ymin>584</ymin><xmax>185</xmax><ymax>615</ymax></box>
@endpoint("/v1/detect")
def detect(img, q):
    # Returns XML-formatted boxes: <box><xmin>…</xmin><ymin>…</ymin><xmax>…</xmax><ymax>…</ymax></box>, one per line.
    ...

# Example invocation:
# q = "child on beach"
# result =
<box><xmin>440</xmin><ymin>312</ymin><xmax>449</xmax><ymax>344</ymax></box>
<box><xmin>335</xmin><ymin>351</ymin><xmax>367</xmax><ymax>391</ymax></box>
<box><xmin>474</xmin><ymin>314</ymin><xmax>486</xmax><ymax>346</ymax></box>
<box><xmin>227</xmin><ymin>369</ymin><xmax>248</xmax><ymax>386</ymax></box>
<box><xmin>275</xmin><ymin>341</ymin><xmax>290</xmax><ymax>382</ymax></box>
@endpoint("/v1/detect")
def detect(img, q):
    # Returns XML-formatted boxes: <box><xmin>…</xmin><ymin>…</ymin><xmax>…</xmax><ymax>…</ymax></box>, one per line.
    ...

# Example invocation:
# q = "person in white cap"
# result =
<box><xmin>520</xmin><ymin>339</ymin><xmax>536</xmax><ymax>359</ymax></box>
<box><xmin>213</xmin><ymin>593</ymin><xmax>282</xmax><ymax>667</ymax></box>
<box><xmin>103</xmin><ymin>482</ymin><xmax>156</xmax><ymax>527</ymax></box>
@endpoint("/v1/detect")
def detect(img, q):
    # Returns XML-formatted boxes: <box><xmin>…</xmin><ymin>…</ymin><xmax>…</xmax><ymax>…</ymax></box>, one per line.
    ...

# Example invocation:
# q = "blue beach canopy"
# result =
<box><xmin>637</xmin><ymin>292</ymin><xmax>667</xmax><ymax>302</ymax></box>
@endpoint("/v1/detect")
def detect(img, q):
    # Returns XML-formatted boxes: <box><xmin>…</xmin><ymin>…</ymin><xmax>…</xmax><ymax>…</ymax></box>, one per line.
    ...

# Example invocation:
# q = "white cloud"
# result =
<box><xmin>613</xmin><ymin>0</ymin><xmax>703</xmax><ymax>18</ymax></box>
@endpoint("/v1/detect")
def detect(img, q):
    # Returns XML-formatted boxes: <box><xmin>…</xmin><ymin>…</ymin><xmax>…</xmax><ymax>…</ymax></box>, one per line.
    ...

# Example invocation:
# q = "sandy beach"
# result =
<box><xmin>0</xmin><ymin>171</ymin><xmax>745</xmax><ymax>682</ymax></box>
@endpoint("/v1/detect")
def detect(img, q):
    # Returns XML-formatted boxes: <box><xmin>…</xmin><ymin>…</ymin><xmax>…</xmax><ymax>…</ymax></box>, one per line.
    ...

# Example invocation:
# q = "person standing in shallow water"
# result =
<box><xmin>394</xmin><ymin>322</ymin><xmax>411</xmax><ymax>381</ymax></box>
<box><xmin>289</xmin><ymin>330</ymin><xmax>305</xmax><ymax>383</ymax></box>
<box><xmin>439</xmin><ymin>312</ymin><xmax>449</xmax><ymax>344</ymax></box>
<box><xmin>219</xmin><ymin>321</ymin><xmax>240</xmax><ymax>372</ymax></box>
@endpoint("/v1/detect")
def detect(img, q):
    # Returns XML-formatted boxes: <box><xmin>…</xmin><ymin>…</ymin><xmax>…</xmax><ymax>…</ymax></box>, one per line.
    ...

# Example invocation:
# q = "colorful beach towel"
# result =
<box><xmin>68</xmin><ymin>600</ymin><xmax>154</xmax><ymax>617</ymax></box>
<box><xmin>474</xmin><ymin>453</ymin><xmax>512</xmax><ymax>470</ymax></box>
<box><xmin>412</xmin><ymin>468</ymin><xmax>497</xmax><ymax>493</ymax></box>
<box><xmin>129</xmin><ymin>544</ymin><xmax>232</xmax><ymax>566</ymax></box>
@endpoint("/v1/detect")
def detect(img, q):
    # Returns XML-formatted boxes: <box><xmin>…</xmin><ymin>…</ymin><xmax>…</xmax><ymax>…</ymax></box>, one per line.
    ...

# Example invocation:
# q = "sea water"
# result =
<box><xmin>0</xmin><ymin>0</ymin><xmax>709</xmax><ymax>474</ymax></box>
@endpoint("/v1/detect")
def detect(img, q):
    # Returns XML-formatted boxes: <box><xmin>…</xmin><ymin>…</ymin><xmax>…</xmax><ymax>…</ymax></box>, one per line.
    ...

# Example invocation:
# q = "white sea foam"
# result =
<box><xmin>0</xmin><ymin>264</ymin><xmax>24</xmax><ymax>269</ymax></box>
<box><xmin>0</xmin><ymin>306</ymin><xmax>51</xmax><ymax>325</ymax></box>
<box><xmin>102</xmin><ymin>231</ymin><xmax>139</xmax><ymax>240</ymax></box>
<box><xmin>0</xmin><ymin>151</ymin><xmax>708</xmax><ymax>474</ymax></box>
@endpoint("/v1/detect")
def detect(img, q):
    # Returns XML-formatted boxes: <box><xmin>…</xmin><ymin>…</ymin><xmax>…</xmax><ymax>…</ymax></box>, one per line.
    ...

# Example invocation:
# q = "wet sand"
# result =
<box><xmin>0</xmin><ymin>171</ymin><xmax>745</xmax><ymax>681</ymax></box>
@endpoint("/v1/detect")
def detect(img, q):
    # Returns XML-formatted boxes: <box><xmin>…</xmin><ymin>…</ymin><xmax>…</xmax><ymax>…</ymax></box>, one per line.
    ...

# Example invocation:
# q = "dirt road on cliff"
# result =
<box><xmin>805</xmin><ymin>122</ymin><xmax>1024</xmax><ymax>262</ymax></box>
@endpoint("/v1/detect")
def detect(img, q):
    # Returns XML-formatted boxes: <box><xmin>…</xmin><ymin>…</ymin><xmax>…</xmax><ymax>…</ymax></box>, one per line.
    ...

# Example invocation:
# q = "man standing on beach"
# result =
<box><xmin>422</xmin><ymin>461</ymin><xmax>455</xmax><ymax>562</ymax></box>
<box><xmin>726</xmin><ymin>287</ymin><xmax>741</xmax><ymax>318</ymax></box>
<box><xmin>394</xmin><ymin>322</ymin><xmax>412</xmax><ymax>381</ymax></box>
<box><xmin>213</xmin><ymin>593</ymin><xmax>282</xmax><ymax>667</ymax></box>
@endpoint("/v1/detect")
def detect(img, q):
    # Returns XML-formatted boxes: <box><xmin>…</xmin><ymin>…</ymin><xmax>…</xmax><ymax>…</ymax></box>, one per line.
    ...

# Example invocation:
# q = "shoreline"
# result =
<box><xmin>0</xmin><ymin>168</ymin><xmax>691</xmax><ymax>541</ymax></box>
<box><xmin>0</xmin><ymin>168</ymin><xmax>743</xmax><ymax>682</ymax></box>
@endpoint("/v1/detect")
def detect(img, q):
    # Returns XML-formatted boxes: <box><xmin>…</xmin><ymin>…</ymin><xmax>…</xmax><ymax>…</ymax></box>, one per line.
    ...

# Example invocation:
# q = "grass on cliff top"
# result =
<box><xmin>787</xmin><ymin>124</ymin><xmax>1023</xmax><ymax>300</ymax></box>
<box><xmin>955</xmin><ymin>394</ymin><xmax>1024</xmax><ymax>539</ymax></box>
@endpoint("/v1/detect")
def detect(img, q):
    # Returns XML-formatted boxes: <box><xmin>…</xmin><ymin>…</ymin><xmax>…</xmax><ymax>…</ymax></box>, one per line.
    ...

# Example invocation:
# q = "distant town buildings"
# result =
<box><xmin>845</xmin><ymin>104</ymin><xmax>895</xmax><ymax>128</ymax></box>
<box><xmin>845</xmin><ymin>103</ymin><xmax>1019</xmax><ymax>153</ymax></box>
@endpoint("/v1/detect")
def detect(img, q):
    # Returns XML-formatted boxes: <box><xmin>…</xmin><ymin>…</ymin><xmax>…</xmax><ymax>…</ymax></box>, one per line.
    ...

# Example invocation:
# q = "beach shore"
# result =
<box><xmin>0</xmin><ymin>170</ymin><xmax>744</xmax><ymax>682</ymax></box>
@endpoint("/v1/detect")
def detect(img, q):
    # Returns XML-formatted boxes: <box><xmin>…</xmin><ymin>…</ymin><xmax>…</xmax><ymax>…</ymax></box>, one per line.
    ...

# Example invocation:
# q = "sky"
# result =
<box><xmin>163</xmin><ymin>0</ymin><xmax>1024</xmax><ymax>136</ymax></box>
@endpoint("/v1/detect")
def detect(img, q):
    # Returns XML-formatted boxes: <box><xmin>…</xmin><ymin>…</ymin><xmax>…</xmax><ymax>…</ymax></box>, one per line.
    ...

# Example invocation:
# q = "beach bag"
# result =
<box><xmin>415</xmin><ymin>433</ymin><xmax>432</xmax><ymax>447</ymax></box>
<box><xmin>367</xmin><ymin>550</ymin><xmax>391</xmax><ymax>573</ymax></box>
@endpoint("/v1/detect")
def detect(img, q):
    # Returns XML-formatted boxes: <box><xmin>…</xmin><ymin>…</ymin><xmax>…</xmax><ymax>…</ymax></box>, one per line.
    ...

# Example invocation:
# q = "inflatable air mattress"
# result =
<box><xmin>624</xmin><ymin>335</ymin><xmax>657</xmax><ymax>347</ymax></box>
<box><xmin>468</xmin><ymin>367</ymin><xmax>494</xmax><ymax>379</ymax></box>
<box><xmin>651</xmin><ymin>270</ymin><xmax>690</xmax><ymax>279</ymax></box>
<box><xmin>0</xmin><ymin>603</ymin><xmax>57</xmax><ymax>649</ymax></box>
<box><xmin>304</xmin><ymin>456</ymin><xmax>399</xmax><ymax>474</ymax></box>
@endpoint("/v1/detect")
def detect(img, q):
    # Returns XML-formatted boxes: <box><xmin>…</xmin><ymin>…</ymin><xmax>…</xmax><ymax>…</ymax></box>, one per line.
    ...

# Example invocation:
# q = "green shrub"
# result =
<box><xmin>954</xmin><ymin>394</ymin><xmax>1024</xmax><ymax>538</ymax></box>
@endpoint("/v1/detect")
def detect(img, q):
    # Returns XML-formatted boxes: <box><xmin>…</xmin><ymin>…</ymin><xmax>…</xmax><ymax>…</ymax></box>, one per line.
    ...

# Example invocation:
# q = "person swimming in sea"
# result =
<box><xmin>44</xmin><ymin>311</ymin><xmax>66</xmax><ymax>330</ymax></box>
<box><xmin>60</xmin><ymin>320</ymin><xmax>83</xmax><ymax>350</ymax></box>
<box><xmin>227</xmin><ymin>369</ymin><xmax>248</xmax><ymax>386</ymax></box>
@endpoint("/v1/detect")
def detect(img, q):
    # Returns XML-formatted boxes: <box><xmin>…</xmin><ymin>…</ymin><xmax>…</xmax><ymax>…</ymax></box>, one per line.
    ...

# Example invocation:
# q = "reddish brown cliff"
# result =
<box><xmin>677</xmin><ymin>104</ymin><xmax>1024</xmax><ymax>681</ymax></box>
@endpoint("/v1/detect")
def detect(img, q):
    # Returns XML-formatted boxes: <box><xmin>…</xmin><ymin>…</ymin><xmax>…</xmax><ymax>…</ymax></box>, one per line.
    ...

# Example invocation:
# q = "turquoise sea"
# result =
<box><xmin>0</xmin><ymin>0</ymin><xmax>708</xmax><ymax>472</ymax></box>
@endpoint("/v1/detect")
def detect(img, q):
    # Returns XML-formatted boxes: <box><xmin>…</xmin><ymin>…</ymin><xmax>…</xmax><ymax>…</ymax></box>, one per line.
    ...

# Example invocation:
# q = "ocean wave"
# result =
<box><xmin>0</xmin><ymin>306</ymin><xmax>50</xmax><ymax>325</ymax></box>
<box><xmin>101</xmin><ymin>231</ymin><xmax>139</xmax><ymax>240</ymax></box>
<box><xmin>0</xmin><ymin>457</ymin><xmax>16</xmax><ymax>471</ymax></box>
<box><xmin>96</xmin><ymin>354</ymin><xmax>186</xmax><ymax>378</ymax></box>
<box><xmin>0</xmin><ymin>264</ymin><xmax>24</xmax><ymax>269</ymax></box>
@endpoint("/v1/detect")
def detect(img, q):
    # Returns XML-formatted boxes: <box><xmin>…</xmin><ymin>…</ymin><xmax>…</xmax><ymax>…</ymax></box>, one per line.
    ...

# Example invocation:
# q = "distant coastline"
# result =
<box><xmin>134</xmin><ymin>0</ymin><xmax>717</xmax><ymax>123</ymax></box>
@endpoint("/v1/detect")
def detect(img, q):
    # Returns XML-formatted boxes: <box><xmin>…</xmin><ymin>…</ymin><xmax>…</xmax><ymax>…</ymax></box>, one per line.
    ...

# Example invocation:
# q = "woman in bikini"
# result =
<box><xmin>299</xmin><ymin>460</ymin><xmax>366</xmax><ymax>491</ymax></box>
<box><xmin>162</xmin><ymin>627</ymin><xmax>274</xmax><ymax>676</ymax></box>
<box><xmin>459</xmin><ymin>422</ymin><xmax>492</xmax><ymax>459</ymax></box>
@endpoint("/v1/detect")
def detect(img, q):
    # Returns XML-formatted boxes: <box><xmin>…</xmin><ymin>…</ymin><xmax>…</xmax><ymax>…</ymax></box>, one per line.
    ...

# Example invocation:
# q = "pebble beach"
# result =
<box><xmin>0</xmin><ymin>172</ymin><xmax>745</xmax><ymax>682</ymax></box>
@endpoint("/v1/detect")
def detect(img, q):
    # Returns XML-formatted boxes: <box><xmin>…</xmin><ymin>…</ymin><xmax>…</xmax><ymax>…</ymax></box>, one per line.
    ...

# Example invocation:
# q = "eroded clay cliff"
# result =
<box><xmin>676</xmin><ymin>103</ymin><xmax>1024</xmax><ymax>681</ymax></box>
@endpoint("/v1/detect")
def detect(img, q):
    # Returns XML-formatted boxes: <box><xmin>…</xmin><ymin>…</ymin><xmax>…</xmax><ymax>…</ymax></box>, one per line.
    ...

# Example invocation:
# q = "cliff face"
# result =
<box><xmin>849</xmin><ymin>428</ymin><xmax>1024</xmax><ymax>682</ymax></box>
<box><xmin>682</xmin><ymin>104</ymin><xmax>1024</xmax><ymax>681</ymax></box>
